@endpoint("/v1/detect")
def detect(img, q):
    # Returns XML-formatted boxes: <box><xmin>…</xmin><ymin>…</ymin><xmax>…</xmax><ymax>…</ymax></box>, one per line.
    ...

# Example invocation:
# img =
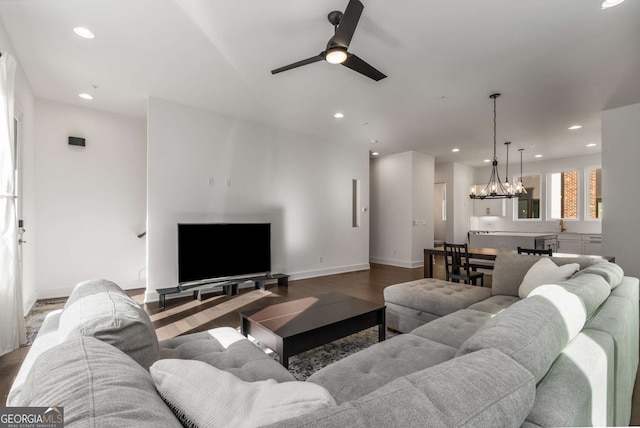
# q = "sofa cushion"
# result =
<box><xmin>270</xmin><ymin>349</ymin><xmax>536</xmax><ymax>428</ymax></box>
<box><xmin>384</xmin><ymin>278</ymin><xmax>491</xmax><ymax>317</ymax></box>
<box><xmin>555</xmin><ymin>273</ymin><xmax>611</xmax><ymax>318</ymax></box>
<box><xmin>58</xmin><ymin>279</ymin><xmax>159</xmax><ymax>369</ymax></box>
<box><xmin>410</xmin><ymin>309</ymin><xmax>492</xmax><ymax>349</ymax></box>
<box><xmin>150</xmin><ymin>359</ymin><xmax>335</xmax><ymax>428</ymax></box>
<box><xmin>585</xmin><ymin>294</ymin><xmax>639</xmax><ymax>425</ymax></box>
<box><xmin>11</xmin><ymin>336</ymin><xmax>182</xmax><ymax>427</ymax></box>
<box><xmin>158</xmin><ymin>327</ymin><xmax>295</xmax><ymax>382</ymax></box>
<box><xmin>518</xmin><ymin>258</ymin><xmax>579</xmax><ymax>298</ymax></box>
<box><xmin>467</xmin><ymin>295</ymin><xmax>520</xmax><ymax>315</ymax></box>
<box><xmin>492</xmin><ymin>253</ymin><xmax>602</xmax><ymax>297</ymax></box>
<box><xmin>7</xmin><ymin>310</ymin><xmax>62</xmax><ymax>405</ymax></box>
<box><xmin>528</xmin><ymin>284</ymin><xmax>587</xmax><ymax>340</ymax></box>
<box><xmin>457</xmin><ymin>294</ymin><xmax>586</xmax><ymax>382</ymax></box>
<box><xmin>307</xmin><ymin>334</ymin><xmax>456</xmax><ymax>404</ymax></box>
<box><xmin>572</xmin><ymin>261</ymin><xmax>624</xmax><ymax>289</ymax></box>
<box><xmin>524</xmin><ymin>330</ymin><xmax>614</xmax><ymax>427</ymax></box>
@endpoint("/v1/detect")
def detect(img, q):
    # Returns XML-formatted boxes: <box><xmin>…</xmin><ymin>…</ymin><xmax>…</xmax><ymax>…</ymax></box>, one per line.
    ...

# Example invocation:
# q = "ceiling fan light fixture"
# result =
<box><xmin>326</xmin><ymin>48</ymin><xmax>348</xmax><ymax>64</ymax></box>
<box><xmin>73</xmin><ymin>27</ymin><xmax>95</xmax><ymax>39</ymax></box>
<box><xmin>602</xmin><ymin>0</ymin><xmax>625</xmax><ymax>9</ymax></box>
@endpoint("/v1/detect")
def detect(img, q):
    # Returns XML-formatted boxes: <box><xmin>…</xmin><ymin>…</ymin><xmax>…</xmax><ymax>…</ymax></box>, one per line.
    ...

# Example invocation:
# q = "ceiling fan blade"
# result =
<box><xmin>271</xmin><ymin>54</ymin><xmax>325</xmax><ymax>75</ymax></box>
<box><xmin>342</xmin><ymin>54</ymin><xmax>387</xmax><ymax>81</ymax></box>
<box><xmin>330</xmin><ymin>0</ymin><xmax>364</xmax><ymax>48</ymax></box>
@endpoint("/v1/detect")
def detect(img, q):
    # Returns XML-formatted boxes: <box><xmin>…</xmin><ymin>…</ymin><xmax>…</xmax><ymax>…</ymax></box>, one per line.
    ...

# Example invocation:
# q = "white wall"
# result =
<box><xmin>602</xmin><ymin>102</ymin><xmax>640</xmax><ymax>279</ymax></box>
<box><xmin>0</xmin><ymin>21</ymin><xmax>37</xmax><ymax>313</ymax></box>
<box><xmin>412</xmin><ymin>152</ymin><xmax>435</xmax><ymax>262</ymax></box>
<box><xmin>453</xmin><ymin>163</ymin><xmax>473</xmax><ymax>244</ymax></box>
<box><xmin>146</xmin><ymin>98</ymin><xmax>369</xmax><ymax>300</ymax></box>
<box><xmin>35</xmin><ymin>99</ymin><xmax>146</xmax><ymax>297</ymax></box>
<box><xmin>370</xmin><ymin>151</ymin><xmax>434</xmax><ymax>267</ymax></box>
<box><xmin>471</xmin><ymin>153</ymin><xmax>602</xmax><ymax>234</ymax></box>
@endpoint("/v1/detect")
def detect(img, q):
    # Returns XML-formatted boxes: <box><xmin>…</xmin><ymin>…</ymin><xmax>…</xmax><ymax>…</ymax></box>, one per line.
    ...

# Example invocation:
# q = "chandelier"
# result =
<box><xmin>515</xmin><ymin>148</ymin><xmax>528</xmax><ymax>195</ymax></box>
<box><xmin>470</xmin><ymin>93</ymin><xmax>523</xmax><ymax>200</ymax></box>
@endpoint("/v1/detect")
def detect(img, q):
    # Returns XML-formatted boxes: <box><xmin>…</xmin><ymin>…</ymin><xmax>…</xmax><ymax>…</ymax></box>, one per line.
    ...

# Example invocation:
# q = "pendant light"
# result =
<box><xmin>469</xmin><ymin>93</ymin><xmax>520</xmax><ymax>199</ymax></box>
<box><xmin>515</xmin><ymin>148</ymin><xmax>527</xmax><ymax>195</ymax></box>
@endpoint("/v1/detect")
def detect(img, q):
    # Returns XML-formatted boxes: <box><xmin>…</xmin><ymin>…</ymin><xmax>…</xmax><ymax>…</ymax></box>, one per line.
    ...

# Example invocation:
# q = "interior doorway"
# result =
<box><xmin>433</xmin><ymin>182</ymin><xmax>446</xmax><ymax>244</ymax></box>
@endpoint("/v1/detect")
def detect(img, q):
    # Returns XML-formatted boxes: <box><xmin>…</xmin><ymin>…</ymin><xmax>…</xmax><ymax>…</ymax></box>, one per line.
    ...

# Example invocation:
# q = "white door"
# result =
<box><xmin>433</xmin><ymin>182</ymin><xmax>446</xmax><ymax>242</ymax></box>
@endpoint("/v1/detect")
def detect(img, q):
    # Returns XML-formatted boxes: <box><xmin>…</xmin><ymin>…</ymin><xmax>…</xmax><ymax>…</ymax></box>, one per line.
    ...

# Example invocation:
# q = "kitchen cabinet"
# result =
<box><xmin>582</xmin><ymin>234</ymin><xmax>602</xmax><ymax>256</ymax></box>
<box><xmin>469</xmin><ymin>232</ymin><xmax>554</xmax><ymax>250</ymax></box>
<box><xmin>557</xmin><ymin>233</ymin><xmax>582</xmax><ymax>254</ymax></box>
<box><xmin>473</xmin><ymin>198</ymin><xmax>506</xmax><ymax>216</ymax></box>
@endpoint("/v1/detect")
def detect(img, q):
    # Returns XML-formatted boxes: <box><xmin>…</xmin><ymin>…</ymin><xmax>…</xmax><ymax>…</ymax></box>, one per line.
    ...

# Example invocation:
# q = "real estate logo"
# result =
<box><xmin>0</xmin><ymin>407</ymin><xmax>64</xmax><ymax>428</ymax></box>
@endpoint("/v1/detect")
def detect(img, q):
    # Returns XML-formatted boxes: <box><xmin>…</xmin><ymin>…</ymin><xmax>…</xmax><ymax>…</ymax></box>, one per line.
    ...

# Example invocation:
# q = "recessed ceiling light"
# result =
<box><xmin>452</xmin><ymin>148</ymin><xmax>460</xmax><ymax>152</ymax></box>
<box><xmin>602</xmin><ymin>0</ymin><xmax>625</xmax><ymax>9</ymax></box>
<box><xmin>370</xmin><ymin>139</ymin><xmax>378</xmax><ymax>144</ymax></box>
<box><xmin>73</xmin><ymin>27</ymin><xmax>95</xmax><ymax>39</ymax></box>
<box><xmin>568</xmin><ymin>125</ymin><xmax>582</xmax><ymax>130</ymax></box>
<box><xmin>333</xmin><ymin>112</ymin><xmax>344</xmax><ymax>119</ymax></box>
<box><xmin>535</xmin><ymin>154</ymin><xmax>543</xmax><ymax>158</ymax></box>
<box><xmin>371</xmin><ymin>152</ymin><xmax>379</xmax><ymax>156</ymax></box>
<box><xmin>79</xmin><ymin>93</ymin><xmax>93</xmax><ymax>100</ymax></box>
<box><xmin>483</xmin><ymin>159</ymin><xmax>491</xmax><ymax>163</ymax></box>
<box><xmin>586</xmin><ymin>143</ymin><xmax>597</xmax><ymax>147</ymax></box>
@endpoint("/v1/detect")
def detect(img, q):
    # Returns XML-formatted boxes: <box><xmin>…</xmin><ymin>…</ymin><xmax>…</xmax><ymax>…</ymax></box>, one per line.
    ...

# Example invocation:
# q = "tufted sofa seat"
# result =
<box><xmin>306</xmin><ymin>334</ymin><xmax>456</xmax><ymax>404</ymax></box>
<box><xmin>383</xmin><ymin>278</ymin><xmax>491</xmax><ymax>332</ymax></box>
<box><xmin>158</xmin><ymin>327</ymin><xmax>295</xmax><ymax>382</ymax></box>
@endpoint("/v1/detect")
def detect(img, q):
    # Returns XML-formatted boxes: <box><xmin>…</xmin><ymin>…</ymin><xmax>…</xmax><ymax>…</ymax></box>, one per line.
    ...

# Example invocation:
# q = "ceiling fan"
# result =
<box><xmin>271</xmin><ymin>0</ymin><xmax>387</xmax><ymax>81</ymax></box>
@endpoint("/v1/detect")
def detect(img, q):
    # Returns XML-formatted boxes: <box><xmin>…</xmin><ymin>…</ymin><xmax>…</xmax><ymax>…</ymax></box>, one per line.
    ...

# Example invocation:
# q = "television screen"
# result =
<box><xmin>177</xmin><ymin>223</ymin><xmax>271</xmax><ymax>285</ymax></box>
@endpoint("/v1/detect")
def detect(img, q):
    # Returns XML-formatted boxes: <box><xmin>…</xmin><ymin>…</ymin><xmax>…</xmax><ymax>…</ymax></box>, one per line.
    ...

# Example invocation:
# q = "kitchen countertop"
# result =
<box><xmin>470</xmin><ymin>231</ymin><xmax>558</xmax><ymax>237</ymax></box>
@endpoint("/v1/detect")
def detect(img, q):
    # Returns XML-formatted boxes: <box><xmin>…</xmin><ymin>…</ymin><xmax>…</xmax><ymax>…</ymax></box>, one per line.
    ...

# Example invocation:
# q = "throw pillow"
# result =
<box><xmin>518</xmin><ymin>258</ymin><xmax>580</xmax><ymax>298</ymax></box>
<box><xmin>150</xmin><ymin>359</ymin><xmax>336</xmax><ymax>428</ymax></box>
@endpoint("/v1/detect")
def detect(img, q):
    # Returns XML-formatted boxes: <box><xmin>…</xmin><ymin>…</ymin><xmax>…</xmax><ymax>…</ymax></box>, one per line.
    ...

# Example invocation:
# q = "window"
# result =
<box><xmin>515</xmin><ymin>174</ymin><xmax>541</xmax><ymax>219</ymax></box>
<box><xmin>586</xmin><ymin>166</ymin><xmax>602</xmax><ymax>220</ymax></box>
<box><xmin>549</xmin><ymin>170</ymin><xmax>578</xmax><ymax>219</ymax></box>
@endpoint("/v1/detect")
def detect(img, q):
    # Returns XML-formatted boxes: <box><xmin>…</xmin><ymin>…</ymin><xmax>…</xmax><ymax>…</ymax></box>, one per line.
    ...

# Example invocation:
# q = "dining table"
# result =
<box><xmin>423</xmin><ymin>247</ymin><xmax>616</xmax><ymax>278</ymax></box>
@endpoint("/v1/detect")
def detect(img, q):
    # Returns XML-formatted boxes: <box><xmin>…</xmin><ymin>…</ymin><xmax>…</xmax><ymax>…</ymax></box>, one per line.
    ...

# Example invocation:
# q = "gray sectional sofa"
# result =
<box><xmin>6</xmin><ymin>254</ymin><xmax>638</xmax><ymax>427</ymax></box>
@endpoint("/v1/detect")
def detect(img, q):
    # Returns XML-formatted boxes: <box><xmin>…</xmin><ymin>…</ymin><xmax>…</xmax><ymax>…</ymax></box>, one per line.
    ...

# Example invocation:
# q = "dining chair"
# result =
<box><xmin>443</xmin><ymin>243</ymin><xmax>484</xmax><ymax>286</ymax></box>
<box><xmin>517</xmin><ymin>247</ymin><xmax>553</xmax><ymax>256</ymax></box>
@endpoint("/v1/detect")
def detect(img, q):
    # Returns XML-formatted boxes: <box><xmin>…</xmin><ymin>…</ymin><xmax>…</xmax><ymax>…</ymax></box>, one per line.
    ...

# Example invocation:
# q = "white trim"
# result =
<box><xmin>584</xmin><ymin>165</ymin><xmax>602</xmax><ymax>222</ymax></box>
<box><xmin>36</xmin><ymin>278</ymin><xmax>145</xmax><ymax>300</ymax></box>
<box><xmin>22</xmin><ymin>290</ymin><xmax>37</xmax><ymax>315</ymax></box>
<box><xmin>369</xmin><ymin>257</ymin><xmax>423</xmax><ymax>269</ymax></box>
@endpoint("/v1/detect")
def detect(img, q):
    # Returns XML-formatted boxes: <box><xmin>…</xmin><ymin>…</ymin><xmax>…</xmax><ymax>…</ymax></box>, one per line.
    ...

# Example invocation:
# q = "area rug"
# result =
<box><xmin>25</xmin><ymin>300</ymin><xmax>395</xmax><ymax>380</ymax></box>
<box><xmin>24</xmin><ymin>298</ymin><xmax>66</xmax><ymax>346</ymax></box>
<box><xmin>244</xmin><ymin>326</ymin><xmax>396</xmax><ymax>381</ymax></box>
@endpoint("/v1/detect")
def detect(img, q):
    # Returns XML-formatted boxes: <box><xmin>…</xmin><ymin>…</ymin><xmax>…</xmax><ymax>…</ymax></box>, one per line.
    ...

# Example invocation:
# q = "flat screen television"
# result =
<box><xmin>177</xmin><ymin>223</ymin><xmax>271</xmax><ymax>285</ymax></box>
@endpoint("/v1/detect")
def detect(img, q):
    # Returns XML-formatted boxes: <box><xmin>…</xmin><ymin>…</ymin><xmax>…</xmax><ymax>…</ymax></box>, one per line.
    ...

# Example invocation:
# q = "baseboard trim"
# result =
<box><xmin>35</xmin><ymin>278</ymin><xmax>146</xmax><ymax>301</ymax></box>
<box><xmin>288</xmin><ymin>263</ymin><xmax>371</xmax><ymax>281</ymax></box>
<box><xmin>369</xmin><ymin>257</ymin><xmax>424</xmax><ymax>269</ymax></box>
<box><xmin>23</xmin><ymin>290</ymin><xmax>37</xmax><ymax>315</ymax></box>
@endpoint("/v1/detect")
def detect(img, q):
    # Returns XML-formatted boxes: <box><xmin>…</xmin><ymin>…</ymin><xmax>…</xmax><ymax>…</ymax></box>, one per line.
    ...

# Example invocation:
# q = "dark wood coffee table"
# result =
<box><xmin>240</xmin><ymin>292</ymin><xmax>386</xmax><ymax>368</ymax></box>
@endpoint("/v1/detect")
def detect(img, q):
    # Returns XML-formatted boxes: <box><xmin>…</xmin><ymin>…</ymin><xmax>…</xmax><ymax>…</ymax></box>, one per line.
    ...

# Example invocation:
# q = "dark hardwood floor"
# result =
<box><xmin>2</xmin><ymin>260</ymin><xmax>639</xmax><ymax>426</ymax></box>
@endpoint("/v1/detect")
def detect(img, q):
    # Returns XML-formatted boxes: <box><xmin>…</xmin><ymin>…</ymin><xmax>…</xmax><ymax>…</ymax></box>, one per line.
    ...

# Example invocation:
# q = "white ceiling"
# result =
<box><xmin>1</xmin><ymin>0</ymin><xmax>639</xmax><ymax>166</ymax></box>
